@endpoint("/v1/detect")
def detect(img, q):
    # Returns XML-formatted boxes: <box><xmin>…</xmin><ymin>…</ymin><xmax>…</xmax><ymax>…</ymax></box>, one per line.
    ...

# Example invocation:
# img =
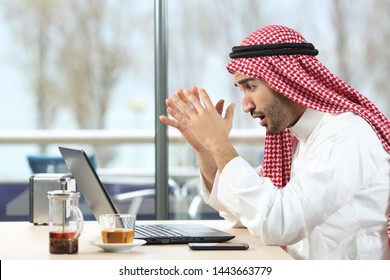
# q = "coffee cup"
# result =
<box><xmin>99</xmin><ymin>214</ymin><xmax>136</xmax><ymax>244</ymax></box>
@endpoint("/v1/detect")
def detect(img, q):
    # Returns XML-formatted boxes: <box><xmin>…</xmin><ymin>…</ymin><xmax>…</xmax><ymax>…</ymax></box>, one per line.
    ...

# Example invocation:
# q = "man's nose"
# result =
<box><xmin>242</xmin><ymin>95</ymin><xmax>254</xmax><ymax>113</ymax></box>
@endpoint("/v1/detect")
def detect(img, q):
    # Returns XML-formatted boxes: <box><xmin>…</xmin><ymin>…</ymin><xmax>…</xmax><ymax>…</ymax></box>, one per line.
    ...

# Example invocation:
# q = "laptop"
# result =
<box><xmin>58</xmin><ymin>146</ymin><xmax>235</xmax><ymax>244</ymax></box>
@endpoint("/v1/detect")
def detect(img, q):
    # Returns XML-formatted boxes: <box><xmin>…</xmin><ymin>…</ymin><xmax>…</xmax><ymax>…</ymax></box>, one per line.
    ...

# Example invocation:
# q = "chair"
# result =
<box><xmin>181</xmin><ymin>177</ymin><xmax>216</xmax><ymax>219</ymax></box>
<box><xmin>27</xmin><ymin>154</ymin><xmax>97</xmax><ymax>173</ymax></box>
<box><xmin>112</xmin><ymin>188</ymin><xmax>155</xmax><ymax>215</ymax></box>
<box><xmin>111</xmin><ymin>178</ymin><xmax>184</xmax><ymax>218</ymax></box>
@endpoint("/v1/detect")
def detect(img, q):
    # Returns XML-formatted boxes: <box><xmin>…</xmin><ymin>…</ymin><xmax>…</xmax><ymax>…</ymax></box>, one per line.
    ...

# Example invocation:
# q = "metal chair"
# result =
<box><xmin>181</xmin><ymin>177</ymin><xmax>216</xmax><ymax>219</ymax></box>
<box><xmin>27</xmin><ymin>154</ymin><xmax>97</xmax><ymax>173</ymax></box>
<box><xmin>110</xmin><ymin>177</ymin><xmax>184</xmax><ymax>218</ymax></box>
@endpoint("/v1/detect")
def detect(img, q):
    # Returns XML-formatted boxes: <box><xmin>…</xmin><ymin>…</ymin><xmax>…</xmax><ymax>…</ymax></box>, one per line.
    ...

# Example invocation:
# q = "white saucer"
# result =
<box><xmin>89</xmin><ymin>239</ymin><xmax>146</xmax><ymax>252</ymax></box>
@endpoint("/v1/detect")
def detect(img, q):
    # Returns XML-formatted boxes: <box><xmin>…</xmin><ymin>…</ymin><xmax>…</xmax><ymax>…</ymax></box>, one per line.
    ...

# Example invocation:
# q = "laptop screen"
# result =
<box><xmin>59</xmin><ymin>146</ymin><xmax>118</xmax><ymax>220</ymax></box>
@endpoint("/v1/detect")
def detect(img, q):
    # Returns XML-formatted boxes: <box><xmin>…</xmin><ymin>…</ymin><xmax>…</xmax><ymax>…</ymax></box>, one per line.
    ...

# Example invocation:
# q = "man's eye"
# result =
<box><xmin>246</xmin><ymin>84</ymin><xmax>254</xmax><ymax>91</ymax></box>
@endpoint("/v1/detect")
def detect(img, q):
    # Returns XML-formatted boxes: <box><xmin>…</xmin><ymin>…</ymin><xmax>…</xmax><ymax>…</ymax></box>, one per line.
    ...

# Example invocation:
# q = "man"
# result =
<box><xmin>159</xmin><ymin>25</ymin><xmax>390</xmax><ymax>259</ymax></box>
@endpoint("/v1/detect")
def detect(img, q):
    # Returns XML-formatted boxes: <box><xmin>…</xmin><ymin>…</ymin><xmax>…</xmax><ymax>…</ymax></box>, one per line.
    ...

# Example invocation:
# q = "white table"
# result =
<box><xmin>0</xmin><ymin>220</ymin><xmax>293</xmax><ymax>260</ymax></box>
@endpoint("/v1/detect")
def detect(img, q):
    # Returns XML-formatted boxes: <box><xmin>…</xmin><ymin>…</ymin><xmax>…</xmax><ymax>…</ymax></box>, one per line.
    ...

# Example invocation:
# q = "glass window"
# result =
<box><xmin>0</xmin><ymin>0</ymin><xmax>156</xmax><ymax>221</ymax></box>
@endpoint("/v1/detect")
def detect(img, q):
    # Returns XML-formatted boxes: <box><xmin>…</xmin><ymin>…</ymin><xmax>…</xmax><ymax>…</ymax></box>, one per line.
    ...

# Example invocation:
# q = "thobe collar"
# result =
<box><xmin>289</xmin><ymin>108</ymin><xmax>324</xmax><ymax>144</ymax></box>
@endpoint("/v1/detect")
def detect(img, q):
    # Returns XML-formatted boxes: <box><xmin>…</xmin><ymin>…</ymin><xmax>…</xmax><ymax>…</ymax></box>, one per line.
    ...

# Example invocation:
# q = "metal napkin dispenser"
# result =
<box><xmin>29</xmin><ymin>173</ymin><xmax>76</xmax><ymax>225</ymax></box>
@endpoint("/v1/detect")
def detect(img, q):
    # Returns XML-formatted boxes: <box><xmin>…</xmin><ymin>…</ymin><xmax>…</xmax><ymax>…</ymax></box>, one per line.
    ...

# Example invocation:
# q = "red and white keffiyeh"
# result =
<box><xmin>226</xmin><ymin>25</ymin><xmax>390</xmax><ymax>246</ymax></box>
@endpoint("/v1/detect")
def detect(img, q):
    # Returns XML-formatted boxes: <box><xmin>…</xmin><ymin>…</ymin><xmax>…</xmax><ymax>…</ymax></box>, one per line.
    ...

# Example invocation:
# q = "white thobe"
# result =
<box><xmin>201</xmin><ymin>108</ymin><xmax>390</xmax><ymax>259</ymax></box>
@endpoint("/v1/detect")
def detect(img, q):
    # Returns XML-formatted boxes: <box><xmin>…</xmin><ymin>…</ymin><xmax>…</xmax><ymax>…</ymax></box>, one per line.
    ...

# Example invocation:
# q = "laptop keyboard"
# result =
<box><xmin>135</xmin><ymin>224</ymin><xmax>186</xmax><ymax>238</ymax></box>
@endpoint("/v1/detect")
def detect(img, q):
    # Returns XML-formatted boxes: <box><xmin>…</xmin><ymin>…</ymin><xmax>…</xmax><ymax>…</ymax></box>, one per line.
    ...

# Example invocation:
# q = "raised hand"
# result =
<box><xmin>159</xmin><ymin>87</ymin><xmax>206</xmax><ymax>152</ymax></box>
<box><xmin>169</xmin><ymin>87</ymin><xmax>235</xmax><ymax>153</ymax></box>
<box><xmin>160</xmin><ymin>86</ymin><xmax>238</xmax><ymax>186</ymax></box>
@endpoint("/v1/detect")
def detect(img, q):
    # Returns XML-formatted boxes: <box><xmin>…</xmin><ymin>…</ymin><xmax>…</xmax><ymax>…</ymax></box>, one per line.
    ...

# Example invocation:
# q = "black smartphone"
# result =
<box><xmin>188</xmin><ymin>242</ymin><xmax>249</xmax><ymax>250</ymax></box>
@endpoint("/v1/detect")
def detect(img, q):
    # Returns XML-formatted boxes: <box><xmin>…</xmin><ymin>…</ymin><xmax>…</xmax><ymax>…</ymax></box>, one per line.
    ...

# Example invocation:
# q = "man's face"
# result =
<box><xmin>233</xmin><ymin>72</ymin><xmax>305</xmax><ymax>134</ymax></box>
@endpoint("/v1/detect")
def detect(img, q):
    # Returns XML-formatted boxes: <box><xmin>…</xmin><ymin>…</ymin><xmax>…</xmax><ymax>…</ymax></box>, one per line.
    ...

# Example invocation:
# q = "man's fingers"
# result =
<box><xmin>159</xmin><ymin>108</ymin><xmax>187</xmax><ymax>131</ymax></box>
<box><xmin>224</xmin><ymin>103</ymin><xmax>236</xmax><ymax>124</ymax></box>
<box><xmin>182</xmin><ymin>89</ymin><xmax>205</xmax><ymax>113</ymax></box>
<box><xmin>165</xmin><ymin>100</ymin><xmax>187</xmax><ymax>122</ymax></box>
<box><xmin>198</xmin><ymin>88</ymin><xmax>214</xmax><ymax>110</ymax></box>
<box><xmin>159</xmin><ymin>115</ymin><xmax>179</xmax><ymax>129</ymax></box>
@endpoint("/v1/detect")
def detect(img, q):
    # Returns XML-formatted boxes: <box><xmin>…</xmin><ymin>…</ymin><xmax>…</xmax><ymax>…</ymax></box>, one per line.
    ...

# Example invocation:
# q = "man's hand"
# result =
<box><xmin>159</xmin><ymin>86</ymin><xmax>238</xmax><ymax>189</ymax></box>
<box><xmin>163</xmin><ymin>87</ymin><xmax>238</xmax><ymax>172</ymax></box>
<box><xmin>159</xmin><ymin>87</ymin><xmax>206</xmax><ymax>153</ymax></box>
<box><xmin>170</xmin><ymin>87</ymin><xmax>235</xmax><ymax>153</ymax></box>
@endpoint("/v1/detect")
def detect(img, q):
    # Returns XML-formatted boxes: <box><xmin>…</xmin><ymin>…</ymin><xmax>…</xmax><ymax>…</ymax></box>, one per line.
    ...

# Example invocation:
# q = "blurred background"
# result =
<box><xmin>0</xmin><ymin>0</ymin><xmax>389</xmax><ymax>221</ymax></box>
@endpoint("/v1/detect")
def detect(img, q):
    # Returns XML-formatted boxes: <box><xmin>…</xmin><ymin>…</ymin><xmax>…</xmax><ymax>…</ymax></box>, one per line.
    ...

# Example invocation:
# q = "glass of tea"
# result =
<box><xmin>99</xmin><ymin>214</ymin><xmax>136</xmax><ymax>244</ymax></box>
<box><xmin>47</xmin><ymin>190</ymin><xmax>84</xmax><ymax>254</ymax></box>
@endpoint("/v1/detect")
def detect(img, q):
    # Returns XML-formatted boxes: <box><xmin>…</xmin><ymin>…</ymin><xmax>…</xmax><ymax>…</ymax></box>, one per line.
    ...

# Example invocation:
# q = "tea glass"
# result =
<box><xmin>99</xmin><ymin>214</ymin><xmax>136</xmax><ymax>244</ymax></box>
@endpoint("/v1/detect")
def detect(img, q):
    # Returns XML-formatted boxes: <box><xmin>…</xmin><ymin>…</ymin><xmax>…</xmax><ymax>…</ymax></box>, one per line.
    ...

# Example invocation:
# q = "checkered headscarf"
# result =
<box><xmin>226</xmin><ymin>25</ymin><xmax>390</xmax><ymax>245</ymax></box>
